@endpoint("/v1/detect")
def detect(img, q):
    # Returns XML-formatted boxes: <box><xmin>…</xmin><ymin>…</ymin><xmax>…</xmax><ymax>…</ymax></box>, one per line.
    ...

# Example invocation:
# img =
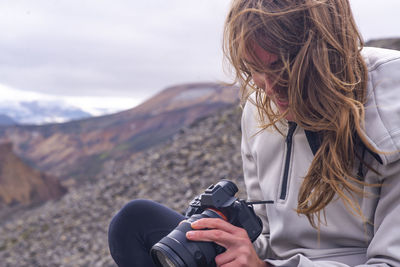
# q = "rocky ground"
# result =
<box><xmin>0</xmin><ymin>104</ymin><xmax>246</xmax><ymax>266</ymax></box>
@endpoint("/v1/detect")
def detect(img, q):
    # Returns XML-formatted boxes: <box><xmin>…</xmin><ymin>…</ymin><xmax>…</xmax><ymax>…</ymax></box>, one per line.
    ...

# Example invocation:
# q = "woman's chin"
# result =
<box><xmin>278</xmin><ymin>107</ymin><xmax>294</xmax><ymax>121</ymax></box>
<box><xmin>284</xmin><ymin>113</ymin><xmax>295</xmax><ymax>121</ymax></box>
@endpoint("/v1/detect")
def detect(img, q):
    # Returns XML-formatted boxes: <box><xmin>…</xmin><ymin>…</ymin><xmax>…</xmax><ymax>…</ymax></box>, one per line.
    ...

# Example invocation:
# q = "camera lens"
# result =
<box><xmin>151</xmin><ymin>210</ymin><xmax>224</xmax><ymax>267</ymax></box>
<box><xmin>153</xmin><ymin>247</ymin><xmax>181</xmax><ymax>267</ymax></box>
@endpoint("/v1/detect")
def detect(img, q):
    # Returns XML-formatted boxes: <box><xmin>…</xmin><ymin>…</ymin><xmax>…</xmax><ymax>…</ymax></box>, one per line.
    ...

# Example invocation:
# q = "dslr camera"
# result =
<box><xmin>150</xmin><ymin>179</ymin><xmax>264</xmax><ymax>267</ymax></box>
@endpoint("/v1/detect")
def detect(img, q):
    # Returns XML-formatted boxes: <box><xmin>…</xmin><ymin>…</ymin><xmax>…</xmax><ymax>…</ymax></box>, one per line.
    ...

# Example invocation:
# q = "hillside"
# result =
<box><xmin>366</xmin><ymin>37</ymin><xmax>400</xmax><ymax>50</ymax></box>
<box><xmin>0</xmin><ymin>82</ymin><xmax>239</xmax><ymax>187</ymax></box>
<box><xmin>0</xmin><ymin>115</ymin><xmax>15</xmax><ymax>126</ymax></box>
<box><xmin>0</xmin><ymin>103</ymin><xmax>244</xmax><ymax>266</ymax></box>
<box><xmin>0</xmin><ymin>143</ymin><xmax>66</xmax><ymax>220</ymax></box>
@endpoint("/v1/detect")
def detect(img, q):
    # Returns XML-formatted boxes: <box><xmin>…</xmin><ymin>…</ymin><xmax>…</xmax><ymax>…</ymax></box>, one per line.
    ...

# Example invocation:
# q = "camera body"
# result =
<box><xmin>184</xmin><ymin>180</ymin><xmax>263</xmax><ymax>242</ymax></box>
<box><xmin>151</xmin><ymin>180</ymin><xmax>263</xmax><ymax>267</ymax></box>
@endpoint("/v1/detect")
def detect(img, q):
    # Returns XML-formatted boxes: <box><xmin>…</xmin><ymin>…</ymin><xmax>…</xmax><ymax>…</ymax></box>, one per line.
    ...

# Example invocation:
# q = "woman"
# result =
<box><xmin>109</xmin><ymin>0</ymin><xmax>400</xmax><ymax>266</ymax></box>
<box><xmin>224</xmin><ymin>0</ymin><xmax>400</xmax><ymax>265</ymax></box>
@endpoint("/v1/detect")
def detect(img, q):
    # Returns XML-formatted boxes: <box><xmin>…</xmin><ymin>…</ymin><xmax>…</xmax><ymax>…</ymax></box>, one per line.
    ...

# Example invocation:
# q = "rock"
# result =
<box><xmin>0</xmin><ymin>104</ymin><xmax>245</xmax><ymax>266</ymax></box>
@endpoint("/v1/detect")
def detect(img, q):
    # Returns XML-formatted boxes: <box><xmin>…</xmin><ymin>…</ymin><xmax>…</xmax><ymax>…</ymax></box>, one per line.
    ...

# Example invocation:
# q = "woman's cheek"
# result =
<box><xmin>252</xmin><ymin>72</ymin><xmax>265</xmax><ymax>89</ymax></box>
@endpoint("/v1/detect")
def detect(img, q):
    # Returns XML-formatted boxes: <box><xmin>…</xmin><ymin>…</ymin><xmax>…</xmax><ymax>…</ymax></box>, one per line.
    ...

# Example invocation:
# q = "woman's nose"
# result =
<box><xmin>252</xmin><ymin>72</ymin><xmax>265</xmax><ymax>89</ymax></box>
<box><xmin>264</xmin><ymin>82</ymin><xmax>274</xmax><ymax>97</ymax></box>
<box><xmin>252</xmin><ymin>72</ymin><xmax>275</xmax><ymax>96</ymax></box>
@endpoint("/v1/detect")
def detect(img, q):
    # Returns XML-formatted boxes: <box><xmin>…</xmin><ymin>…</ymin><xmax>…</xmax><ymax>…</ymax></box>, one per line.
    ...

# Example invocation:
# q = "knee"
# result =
<box><xmin>108</xmin><ymin>199</ymin><xmax>158</xmax><ymax>265</ymax></box>
<box><xmin>109</xmin><ymin>199</ymin><xmax>156</xmax><ymax>233</ymax></box>
<box><xmin>119</xmin><ymin>199</ymin><xmax>156</xmax><ymax>217</ymax></box>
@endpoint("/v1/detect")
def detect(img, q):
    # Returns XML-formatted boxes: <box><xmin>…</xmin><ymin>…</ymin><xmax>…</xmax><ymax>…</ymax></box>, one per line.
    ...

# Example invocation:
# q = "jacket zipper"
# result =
<box><xmin>279</xmin><ymin>122</ymin><xmax>297</xmax><ymax>200</ymax></box>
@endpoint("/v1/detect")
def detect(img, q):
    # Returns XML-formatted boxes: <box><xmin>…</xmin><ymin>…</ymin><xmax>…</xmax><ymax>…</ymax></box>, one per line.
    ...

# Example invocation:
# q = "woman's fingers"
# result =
<box><xmin>186</xmin><ymin>218</ymin><xmax>250</xmax><ymax>249</ymax></box>
<box><xmin>186</xmin><ymin>228</ymin><xmax>239</xmax><ymax>247</ymax></box>
<box><xmin>191</xmin><ymin>218</ymin><xmax>247</xmax><ymax>236</ymax></box>
<box><xmin>185</xmin><ymin>218</ymin><xmax>267</xmax><ymax>267</ymax></box>
<box><xmin>215</xmin><ymin>247</ymin><xmax>265</xmax><ymax>267</ymax></box>
<box><xmin>214</xmin><ymin>249</ymin><xmax>237</xmax><ymax>266</ymax></box>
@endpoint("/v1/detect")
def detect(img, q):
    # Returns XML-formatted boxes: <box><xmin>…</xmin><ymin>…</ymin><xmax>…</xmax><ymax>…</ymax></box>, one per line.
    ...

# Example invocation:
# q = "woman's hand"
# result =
<box><xmin>186</xmin><ymin>218</ymin><xmax>270</xmax><ymax>267</ymax></box>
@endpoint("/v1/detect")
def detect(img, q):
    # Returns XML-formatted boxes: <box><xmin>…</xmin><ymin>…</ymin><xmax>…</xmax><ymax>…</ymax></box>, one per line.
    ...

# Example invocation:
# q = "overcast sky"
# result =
<box><xmin>0</xmin><ymin>0</ymin><xmax>399</xmax><ymax>112</ymax></box>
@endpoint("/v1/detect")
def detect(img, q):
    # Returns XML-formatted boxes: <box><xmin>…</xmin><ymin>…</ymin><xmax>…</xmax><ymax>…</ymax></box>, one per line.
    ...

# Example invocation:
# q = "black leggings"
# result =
<box><xmin>108</xmin><ymin>199</ymin><xmax>185</xmax><ymax>267</ymax></box>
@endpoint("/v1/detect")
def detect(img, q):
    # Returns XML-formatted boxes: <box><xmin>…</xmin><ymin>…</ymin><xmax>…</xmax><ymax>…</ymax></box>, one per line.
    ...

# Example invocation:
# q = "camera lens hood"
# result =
<box><xmin>151</xmin><ymin>211</ymin><xmax>223</xmax><ymax>267</ymax></box>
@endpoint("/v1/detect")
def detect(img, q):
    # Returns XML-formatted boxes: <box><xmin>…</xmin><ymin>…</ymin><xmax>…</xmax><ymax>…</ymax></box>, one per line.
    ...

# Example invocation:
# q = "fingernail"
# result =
<box><xmin>186</xmin><ymin>231</ymin><xmax>194</xmax><ymax>238</ymax></box>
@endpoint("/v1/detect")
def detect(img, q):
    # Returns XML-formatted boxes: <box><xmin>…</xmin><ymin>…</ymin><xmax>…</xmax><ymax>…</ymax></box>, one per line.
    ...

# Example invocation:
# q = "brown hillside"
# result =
<box><xmin>366</xmin><ymin>37</ymin><xmax>400</xmax><ymax>50</ymax></box>
<box><xmin>0</xmin><ymin>142</ymin><xmax>66</xmax><ymax>215</ymax></box>
<box><xmin>0</xmin><ymin>82</ymin><xmax>239</xmax><ymax>186</ymax></box>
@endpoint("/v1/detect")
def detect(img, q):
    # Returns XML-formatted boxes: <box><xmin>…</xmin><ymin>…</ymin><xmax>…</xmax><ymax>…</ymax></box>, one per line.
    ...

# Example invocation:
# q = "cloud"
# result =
<box><xmin>0</xmin><ymin>0</ymin><xmax>398</xmax><ymax>108</ymax></box>
<box><xmin>350</xmin><ymin>0</ymin><xmax>400</xmax><ymax>41</ymax></box>
<box><xmin>0</xmin><ymin>0</ymin><xmax>230</xmax><ymax>99</ymax></box>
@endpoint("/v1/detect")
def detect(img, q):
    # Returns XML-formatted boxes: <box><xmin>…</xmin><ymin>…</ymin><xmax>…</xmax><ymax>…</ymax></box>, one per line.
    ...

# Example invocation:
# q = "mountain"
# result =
<box><xmin>0</xmin><ymin>114</ymin><xmax>15</xmax><ymax>126</ymax></box>
<box><xmin>366</xmin><ymin>37</ymin><xmax>400</xmax><ymax>50</ymax></box>
<box><xmin>0</xmin><ymin>142</ymin><xmax>66</xmax><ymax>220</ymax></box>
<box><xmin>0</xmin><ymin>100</ymin><xmax>92</xmax><ymax>125</ymax></box>
<box><xmin>0</xmin><ymin>102</ymin><xmax>244</xmax><ymax>266</ymax></box>
<box><xmin>0</xmin><ymin>82</ymin><xmax>239</xmax><ymax>186</ymax></box>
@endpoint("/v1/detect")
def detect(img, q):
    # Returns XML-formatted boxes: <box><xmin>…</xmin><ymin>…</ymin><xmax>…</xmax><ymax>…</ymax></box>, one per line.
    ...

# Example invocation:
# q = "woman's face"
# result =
<box><xmin>246</xmin><ymin>43</ymin><xmax>294</xmax><ymax>121</ymax></box>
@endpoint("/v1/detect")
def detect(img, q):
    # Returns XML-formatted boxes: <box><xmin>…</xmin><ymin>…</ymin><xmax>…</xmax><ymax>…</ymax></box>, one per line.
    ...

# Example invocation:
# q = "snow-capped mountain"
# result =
<box><xmin>0</xmin><ymin>114</ymin><xmax>15</xmax><ymax>125</ymax></box>
<box><xmin>0</xmin><ymin>100</ymin><xmax>92</xmax><ymax>125</ymax></box>
<box><xmin>0</xmin><ymin>82</ymin><xmax>239</xmax><ymax>185</ymax></box>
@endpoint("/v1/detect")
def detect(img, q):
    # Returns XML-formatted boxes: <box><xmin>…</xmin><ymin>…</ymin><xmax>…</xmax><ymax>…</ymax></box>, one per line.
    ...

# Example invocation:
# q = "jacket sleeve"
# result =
<box><xmin>241</xmin><ymin>101</ymin><xmax>272</xmax><ymax>260</ymax></box>
<box><xmin>264</xmin><ymin>158</ymin><xmax>400</xmax><ymax>267</ymax></box>
<box><xmin>361</xmin><ymin>158</ymin><xmax>400</xmax><ymax>266</ymax></box>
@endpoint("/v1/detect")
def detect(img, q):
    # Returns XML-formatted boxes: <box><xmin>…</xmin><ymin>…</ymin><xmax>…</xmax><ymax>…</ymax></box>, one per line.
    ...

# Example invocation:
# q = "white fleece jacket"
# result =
<box><xmin>241</xmin><ymin>47</ymin><xmax>400</xmax><ymax>266</ymax></box>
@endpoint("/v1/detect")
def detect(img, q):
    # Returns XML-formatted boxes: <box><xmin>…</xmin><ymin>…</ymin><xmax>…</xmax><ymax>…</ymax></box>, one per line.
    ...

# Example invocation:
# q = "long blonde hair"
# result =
<box><xmin>224</xmin><ymin>0</ymin><xmax>380</xmax><ymax>228</ymax></box>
